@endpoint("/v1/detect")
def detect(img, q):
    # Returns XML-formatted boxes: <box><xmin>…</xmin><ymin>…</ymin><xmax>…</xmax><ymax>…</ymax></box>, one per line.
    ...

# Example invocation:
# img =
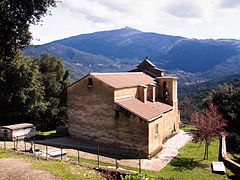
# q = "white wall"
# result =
<box><xmin>12</xmin><ymin>126</ymin><xmax>36</xmax><ymax>140</ymax></box>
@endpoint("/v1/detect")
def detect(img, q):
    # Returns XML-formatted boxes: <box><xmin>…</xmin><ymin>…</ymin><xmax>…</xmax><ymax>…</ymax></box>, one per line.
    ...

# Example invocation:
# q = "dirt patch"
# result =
<box><xmin>0</xmin><ymin>158</ymin><xmax>60</xmax><ymax>180</ymax></box>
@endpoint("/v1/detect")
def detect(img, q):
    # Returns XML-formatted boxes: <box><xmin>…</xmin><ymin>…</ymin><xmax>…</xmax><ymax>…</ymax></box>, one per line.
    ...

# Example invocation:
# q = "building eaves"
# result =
<box><xmin>114</xmin><ymin>98</ymin><xmax>173</xmax><ymax>121</ymax></box>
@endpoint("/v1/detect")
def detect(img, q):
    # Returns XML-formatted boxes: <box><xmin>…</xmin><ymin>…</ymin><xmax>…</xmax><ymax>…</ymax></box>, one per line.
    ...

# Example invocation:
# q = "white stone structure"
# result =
<box><xmin>0</xmin><ymin>123</ymin><xmax>36</xmax><ymax>140</ymax></box>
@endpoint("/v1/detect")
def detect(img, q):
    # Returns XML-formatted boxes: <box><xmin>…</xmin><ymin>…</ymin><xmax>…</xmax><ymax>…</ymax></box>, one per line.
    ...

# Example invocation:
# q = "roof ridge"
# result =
<box><xmin>114</xmin><ymin>96</ymin><xmax>135</xmax><ymax>102</ymax></box>
<box><xmin>91</xmin><ymin>72</ymin><xmax>144</xmax><ymax>75</ymax></box>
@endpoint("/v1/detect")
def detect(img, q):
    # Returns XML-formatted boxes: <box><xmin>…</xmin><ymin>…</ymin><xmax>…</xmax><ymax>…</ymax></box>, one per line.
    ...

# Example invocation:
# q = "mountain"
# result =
<box><xmin>53</xmin><ymin>27</ymin><xmax>184</xmax><ymax>60</ymax></box>
<box><xmin>160</xmin><ymin>39</ymin><xmax>239</xmax><ymax>72</ymax></box>
<box><xmin>24</xmin><ymin>42</ymin><xmax>138</xmax><ymax>81</ymax></box>
<box><xmin>199</xmin><ymin>54</ymin><xmax>240</xmax><ymax>79</ymax></box>
<box><xmin>179</xmin><ymin>73</ymin><xmax>240</xmax><ymax>95</ymax></box>
<box><xmin>24</xmin><ymin>27</ymin><xmax>240</xmax><ymax>82</ymax></box>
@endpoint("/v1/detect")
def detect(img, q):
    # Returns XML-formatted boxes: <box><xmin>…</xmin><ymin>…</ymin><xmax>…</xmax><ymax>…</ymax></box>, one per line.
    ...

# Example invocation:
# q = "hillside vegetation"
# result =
<box><xmin>24</xmin><ymin>27</ymin><xmax>240</xmax><ymax>83</ymax></box>
<box><xmin>179</xmin><ymin>73</ymin><xmax>240</xmax><ymax>95</ymax></box>
<box><xmin>24</xmin><ymin>42</ymin><xmax>137</xmax><ymax>82</ymax></box>
<box><xmin>179</xmin><ymin>73</ymin><xmax>240</xmax><ymax>123</ymax></box>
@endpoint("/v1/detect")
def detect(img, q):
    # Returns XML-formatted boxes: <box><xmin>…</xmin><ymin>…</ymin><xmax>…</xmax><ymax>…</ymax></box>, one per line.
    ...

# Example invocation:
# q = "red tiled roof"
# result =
<box><xmin>115</xmin><ymin>98</ymin><xmax>173</xmax><ymax>121</ymax></box>
<box><xmin>91</xmin><ymin>72</ymin><xmax>155</xmax><ymax>89</ymax></box>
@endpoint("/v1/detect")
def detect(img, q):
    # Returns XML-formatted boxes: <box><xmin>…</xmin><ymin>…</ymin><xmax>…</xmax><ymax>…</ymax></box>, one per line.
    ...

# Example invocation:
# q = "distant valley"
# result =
<box><xmin>24</xmin><ymin>27</ymin><xmax>240</xmax><ymax>83</ymax></box>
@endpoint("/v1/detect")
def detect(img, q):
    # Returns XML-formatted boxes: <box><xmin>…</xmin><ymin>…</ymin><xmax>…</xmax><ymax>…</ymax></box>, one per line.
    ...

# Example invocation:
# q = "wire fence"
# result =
<box><xmin>0</xmin><ymin>135</ymin><xmax>144</xmax><ymax>173</ymax></box>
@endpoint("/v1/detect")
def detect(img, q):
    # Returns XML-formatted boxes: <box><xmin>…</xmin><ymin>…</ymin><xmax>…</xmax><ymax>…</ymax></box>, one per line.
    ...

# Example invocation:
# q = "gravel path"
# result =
<box><xmin>0</xmin><ymin>158</ymin><xmax>60</xmax><ymax>180</ymax></box>
<box><xmin>142</xmin><ymin>130</ymin><xmax>193</xmax><ymax>171</ymax></box>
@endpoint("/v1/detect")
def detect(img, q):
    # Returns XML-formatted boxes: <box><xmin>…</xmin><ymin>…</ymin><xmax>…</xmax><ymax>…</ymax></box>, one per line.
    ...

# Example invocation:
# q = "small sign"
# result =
<box><xmin>212</xmin><ymin>161</ymin><xmax>226</xmax><ymax>174</ymax></box>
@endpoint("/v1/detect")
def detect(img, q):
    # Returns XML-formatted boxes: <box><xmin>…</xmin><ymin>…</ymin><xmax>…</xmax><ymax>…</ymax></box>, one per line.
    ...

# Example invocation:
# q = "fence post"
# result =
<box><xmin>61</xmin><ymin>144</ymin><xmax>63</xmax><ymax>160</ymax></box>
<box><xmin>13</xmin><ymin>139</ymin><xmax>15</xmax><ymax>150</ymax></box>
<box><xmin>46</xmin><ymin>139</ymin><xmax>48</xmax><ymax>159</ymax></box>
<box><xmin>77</xmin><ymin>142</ymin><xmax>79</xmax><ymax>164</ymax></box>
<box><xmin>115</xmin><ymin>145</ymin><xmax>118</xmax><ymax>169</ymax></box>
<box><xmin>97</xmin><ymin>145</ymin><xmax>100</xmax><ymax>169</ymax></box>
<box><xmin>139</xmin><ymin>152</ymin><xmax>142</xmax><ymax>174</ymax></box>
<box><xmin>33</xmin><ymin>137</ymin><xmax>35</xmax><ymax>156</ymax></box>
<box><xmin>3</xmin><ymin>135</ymin><xmax>6</xmax><ymax>150</ymax></box>
<box><xmin>24</xmin><ymin>139</ymin><xmax>26</xmax><ymax>153</ymax></box>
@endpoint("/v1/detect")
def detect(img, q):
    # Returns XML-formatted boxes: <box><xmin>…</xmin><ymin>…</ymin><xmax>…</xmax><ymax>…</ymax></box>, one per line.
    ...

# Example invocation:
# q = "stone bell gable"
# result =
<box><xmin>129</xmin><ymin>57</ymin><xmax>165</xmax><ymax>77</ymax></box>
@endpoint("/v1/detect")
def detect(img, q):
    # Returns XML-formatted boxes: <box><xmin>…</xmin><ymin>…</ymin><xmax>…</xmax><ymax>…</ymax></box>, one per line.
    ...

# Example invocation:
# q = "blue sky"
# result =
<box><xmin>30</xmin><ymin>0</ymin><xmax>240</xmax><ymax>45</ymax></box>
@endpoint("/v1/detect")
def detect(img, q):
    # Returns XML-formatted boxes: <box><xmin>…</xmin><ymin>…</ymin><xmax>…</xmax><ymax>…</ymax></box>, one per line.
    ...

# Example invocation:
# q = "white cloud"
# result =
<box><xmin>218</xmin><ymin>0</ymin><xmax>240</xmax><ymax>9</ymax></box>
<box><xmin>61</xmin><ymin>0</ymin><xmax>216</xmax><ymax>26</ymax></box>
<box><xmin>29</xmin><ymin>0</ymin><xmax>240</xmax><ymax>44</ymax></box>
<box><xmin>164</xmin><ymin>1</ymin><xmax>203</xmax><ymax>18</ymax></box>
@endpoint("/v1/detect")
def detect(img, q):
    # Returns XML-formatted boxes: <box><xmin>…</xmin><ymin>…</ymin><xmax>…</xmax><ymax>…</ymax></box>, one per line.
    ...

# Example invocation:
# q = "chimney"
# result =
<box><xmin>138</xmin><ymin>85</ymin><xmax>147</xmax><ymax>104</ymax></box>
<box><xmin>147</xmin><ymin>83</ymin><xmax>156</xmax><ymax>102</ymax></box>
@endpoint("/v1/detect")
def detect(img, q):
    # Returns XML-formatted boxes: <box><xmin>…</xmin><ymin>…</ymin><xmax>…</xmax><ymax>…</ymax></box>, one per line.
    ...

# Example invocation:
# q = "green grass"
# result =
<box><xmin>0</xmin><ymin>139</ymin><xmax>233</xmax><ymax>179</ymax></box>
<box><xmin>180</xmin><ymin>125</ymin><xmax>198</xmax><ymax>131</ymax></box>
<box><xmin>146</xmin><ymin>140</ymin><xmax>229</xmax><ymax>179</ymax></box>
<box><xmin>36</xmin><ymin>130</ymin><xmax>56</xmax><ymax>136</ymax></box>
<box><xmin>227</xmin><ymin>152</ymin><xmax>240</xmax><ymax>163</ymax></box>
<box><xmin>68</xmin><ymin>155</ymin><xmax>138</xmax><ymax>172</ymax></box>
<box><xmin>69</xmin><ymin>140</ymin><xmax>231</xmax><ymax>179</ymax></box>
<box><xmin>0</xmin><ymin>150</ymin><xmax>103</xmax><ymax>179</ymax></box>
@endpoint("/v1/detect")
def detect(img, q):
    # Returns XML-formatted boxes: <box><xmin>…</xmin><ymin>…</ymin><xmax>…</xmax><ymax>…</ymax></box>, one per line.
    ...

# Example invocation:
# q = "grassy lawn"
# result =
<box><xmin>69</xmin><ymin>139</ymin><xmax>231</xmax><ymax>179</ymax></box>
<box><xmin>0</xmin><ymin>138</ymin><xmax>233</xmax><ymax>179</ymax></box>
<box><xmin>180</xmin><ymin>125</ymin><xmax>198</xmax><ymax>131</ymax></box>
<box><xmin>147</xmin><ymin>140</ymin><xmax>230</xmax><ymax>179</ymax></box>
<box><xmin>68</xmin><ymin>155</ymin><xmax>138</xmax><ymax>172</ymax></box>
<box><xmin>227</xmin><ymin>152</ymin><xmax>240</xmax><ymax>163</ymax></box>
<box><xmin>36</xmin><ymin>130</ymin><xmax>56</xmax><ymax>136</ymax></box>
<box><xmin>0</xmin><ymin>150</ymin><xmax>103</xmax><ymax>179</ymax></box>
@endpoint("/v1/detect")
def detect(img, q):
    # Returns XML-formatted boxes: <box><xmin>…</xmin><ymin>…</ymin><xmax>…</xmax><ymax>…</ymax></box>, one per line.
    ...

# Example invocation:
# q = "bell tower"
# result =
<box><xmin>155</xmin><ymin>77</ymin><xmax>178</xmax><ymax>109</ymax></box>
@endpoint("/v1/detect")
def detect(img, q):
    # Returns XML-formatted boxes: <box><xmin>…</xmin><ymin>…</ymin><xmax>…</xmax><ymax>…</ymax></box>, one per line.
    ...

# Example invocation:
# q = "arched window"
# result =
<box><xmin>163</xmin><ymin>81</ymin><xmax>168</xmax><ymax>101</ymax></box>
<box><xmin>155</xmin><ymin>124</ymin><xmax>158</xmax><ymax>135</ymax></box>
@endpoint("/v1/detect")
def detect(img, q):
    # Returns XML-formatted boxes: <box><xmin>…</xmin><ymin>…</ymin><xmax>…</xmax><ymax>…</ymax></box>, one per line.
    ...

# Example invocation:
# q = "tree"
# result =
<box><xmin>37</xmin><ymin>53</ymin><xmax>71</xmax><ymax>130</ymax></box>
<box><xmin>0</xmin><ymin>53</ymin><xmax>46</xmax><ymax>125</ymax></box>
<box><xmin>203</xmin><ymin>83</ymin><xmax>240</xmax><ymax>135</ymax></box>
<box><xmin>0</xmin><ymin>53</ymin><xmax>71</xmax><ymax>130</ymax></box>
<box><xmin>191</xmin><ymin>104</ymin><xmax>227</xmax><ymax>159</ymax></box>
<box><xmin>179</xmin><ymin>95</ymin><xmax>198</xmax><ymax>123</ymax></box>
<box><xmin>0</xmin><ymin>0</ymin><xmax>71</xmax><ymax>130</ymax></box>
<box><xmin>0</xmin><ymin>0</ymin><xmax>57</xmax><ymax>60</ymax></box>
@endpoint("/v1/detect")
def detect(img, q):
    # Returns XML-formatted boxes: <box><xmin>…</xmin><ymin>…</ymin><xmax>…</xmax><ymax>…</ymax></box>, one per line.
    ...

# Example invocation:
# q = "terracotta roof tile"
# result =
<box><xmin>91</xmin><ymin>72</ymin><xmax>155</xmax><ymax>89</ymax></box>
<box><xmin>115</xmin><ymin>98</ymin><xmax>173</xmax><ymax>121</ymax></box>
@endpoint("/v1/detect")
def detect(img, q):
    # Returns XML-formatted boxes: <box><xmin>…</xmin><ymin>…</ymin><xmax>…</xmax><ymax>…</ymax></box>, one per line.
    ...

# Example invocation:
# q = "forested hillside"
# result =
<box><xmin>24</xmin><ymin>42</ymin><xmax>138</xmax><ymax>82</ymax></box>
<box><xmin>25</xmin><ymin>27</ymin><xmax>240</xmax><ymax>83</ymax></box>
<box><xmin>179</xmin><ymin>73</ymin><xmax>240</xmax><ymax>95</ymax></box>
<box><xmin>179</xmin><ymin>73</ymin><xmax>240</xmax><ymax>123</ymax></box>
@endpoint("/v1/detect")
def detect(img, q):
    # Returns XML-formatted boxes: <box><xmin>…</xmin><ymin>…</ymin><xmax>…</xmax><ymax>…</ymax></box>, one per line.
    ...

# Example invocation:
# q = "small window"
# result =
<box><xmin>88</xmin><ymin>78</ymin><xmax>93</xmax><ymax>87</ymax></box>
<box><xmin>163</xmin><ymin>81</ymin><xmax>167</xmax><ymax>88</ymax></box>
<box><xmin>4</xmin><ymin>130</ymin><xmax>7</xmax><ymax>136</ymax></box>
<box><xmin>115</xmin><ymin>110</ymin><xmax>120</xmax><ymax>119</ymax></box>
<box><xmin>155</xmin><ymin>124</ymin><xmax>158</xmax><ymax>135</ymax></box>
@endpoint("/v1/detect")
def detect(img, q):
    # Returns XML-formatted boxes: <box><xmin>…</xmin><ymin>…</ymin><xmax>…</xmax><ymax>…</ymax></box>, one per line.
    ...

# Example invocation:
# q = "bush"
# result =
<box><xmin>226</xmin><ymin>133</ymin><xmax>240</xmax><ymax>154</ymax></box>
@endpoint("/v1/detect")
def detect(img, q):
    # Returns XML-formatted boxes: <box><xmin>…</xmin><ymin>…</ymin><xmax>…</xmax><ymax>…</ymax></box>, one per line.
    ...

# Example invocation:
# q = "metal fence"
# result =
<box><xmin>0</xmin><ymin>135</ymin><xmax>144</xmax><ymax>173</ymax></box>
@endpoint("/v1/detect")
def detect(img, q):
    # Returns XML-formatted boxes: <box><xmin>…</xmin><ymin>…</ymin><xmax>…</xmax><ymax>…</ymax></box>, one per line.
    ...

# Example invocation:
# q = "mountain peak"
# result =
<box><xmin>114</xmin><ymin>26</ymin><xmax>142</xmax><ymax>34</ymax></box>
<box><xmin>122</xmin><ymin>26</ymin><xmax>140</xmax><ymax>31</ymax></box>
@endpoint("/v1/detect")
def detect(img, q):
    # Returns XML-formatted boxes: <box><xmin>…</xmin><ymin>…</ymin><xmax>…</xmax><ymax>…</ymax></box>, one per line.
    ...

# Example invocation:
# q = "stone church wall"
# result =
<box><xmin>67</xmin><ymin>75</ymin><xmax>149</xmax><ymax>156</ymax></box>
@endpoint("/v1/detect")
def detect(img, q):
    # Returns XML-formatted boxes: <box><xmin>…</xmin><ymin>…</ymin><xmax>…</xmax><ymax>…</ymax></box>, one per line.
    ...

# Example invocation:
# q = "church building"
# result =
<box><xmin>67</xmin><ymin>58</ymin><xmax>179</xmax><ymax>158</ymax></box>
